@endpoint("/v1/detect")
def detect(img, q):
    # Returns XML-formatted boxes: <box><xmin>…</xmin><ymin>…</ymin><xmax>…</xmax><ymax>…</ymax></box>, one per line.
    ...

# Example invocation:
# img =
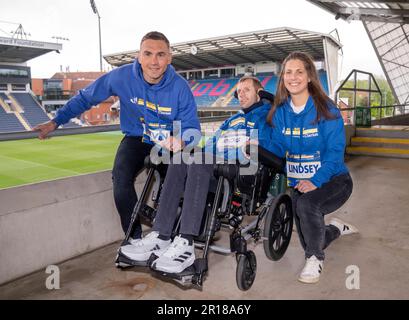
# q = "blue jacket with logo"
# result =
<box><xmin>268</xmin><ymin>96</ymin><xmax>348</xmax><ymax>188</ymax></box>
<box><xmin>53</xmin><ymin>60</ymin><xmax>201</xmax><ymax>144</ymax></box>
<box><xmin>205</xmin><ymin>101</ymin><xmax>272</xmax><ymax>161</ymax></box>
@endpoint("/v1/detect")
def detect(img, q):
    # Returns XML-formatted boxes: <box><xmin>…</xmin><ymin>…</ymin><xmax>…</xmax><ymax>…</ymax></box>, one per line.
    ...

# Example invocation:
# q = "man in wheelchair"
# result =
<box><xmin>118</xmin><ymin>76</ymin><xmax>290</xmax><ymax>289</ymax></box>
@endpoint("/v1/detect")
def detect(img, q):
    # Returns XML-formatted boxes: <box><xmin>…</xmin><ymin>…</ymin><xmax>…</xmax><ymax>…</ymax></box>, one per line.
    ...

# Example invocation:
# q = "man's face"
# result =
<box><xmin>138</xmin><ymin>39</ymin><xmax>172</xmax><ymax>84</ymax></box>
<box><xmin>237</xmin><ymin>79</ymin><xmax>260</xmax><ymax>109</ymax></box>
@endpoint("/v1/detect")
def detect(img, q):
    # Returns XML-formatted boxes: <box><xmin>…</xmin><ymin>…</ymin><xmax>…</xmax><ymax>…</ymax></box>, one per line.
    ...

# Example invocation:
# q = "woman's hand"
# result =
<box><xmin>295</xmin><ymin>180</ymin><xmax>317</xmax><ymax>193</ymax></box>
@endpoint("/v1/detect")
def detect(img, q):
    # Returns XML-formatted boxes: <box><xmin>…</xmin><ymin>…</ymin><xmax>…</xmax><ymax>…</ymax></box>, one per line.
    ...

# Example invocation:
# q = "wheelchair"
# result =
<box><xmin>115</xmin><ymin>146</ymin><xmax>293</xmax><ymax>291</ymax></box>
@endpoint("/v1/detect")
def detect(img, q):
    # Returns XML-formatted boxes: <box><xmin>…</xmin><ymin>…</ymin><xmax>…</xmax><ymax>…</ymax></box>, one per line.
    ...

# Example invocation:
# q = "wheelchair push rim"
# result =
<box><xmin>263</xmin><ymin>193</ymin><xmax>293</xmax><ymax>261</ymax></box>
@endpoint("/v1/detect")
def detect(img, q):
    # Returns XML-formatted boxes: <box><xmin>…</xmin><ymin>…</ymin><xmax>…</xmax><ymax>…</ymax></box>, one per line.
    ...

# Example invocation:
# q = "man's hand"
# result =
<box><xmin>295</xmin><ymin>180</ymin><xmax>317</xmax><ymax>193</ymax></box>
<box><xmin>242</xmin><ymin>139</ymin><xmax>259</xmax><ymax>159</ymax></box>
<box><xmin>159</xmin><ymin>136</ymin><xmax>185</xmax><ymax>153</ymax></box>
<box><xmin>32</xmin><ymin>120</ymin><xmax>57</xmax><ymax>140</ymax></box>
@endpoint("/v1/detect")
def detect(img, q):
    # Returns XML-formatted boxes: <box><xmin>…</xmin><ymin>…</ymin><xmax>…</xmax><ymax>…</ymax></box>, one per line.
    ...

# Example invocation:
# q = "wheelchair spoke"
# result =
<box><xmin>282</xmin><ymin>216</ymin><xmax>291</xmax><ymax>225</ymax></box>
<box><xmin>270</xmin><ymin>230</ymin><xmax>279</xmax><ymax>243</ymax></box>
<box><xmin>274</xmin><ymin>233</ymin><xmax>282</xmax><ymax>250</ymax></box>
<box><xmin>281</xmin><ymin>232</ymin><xmax>290</xmax><ymax>241</ymax></box>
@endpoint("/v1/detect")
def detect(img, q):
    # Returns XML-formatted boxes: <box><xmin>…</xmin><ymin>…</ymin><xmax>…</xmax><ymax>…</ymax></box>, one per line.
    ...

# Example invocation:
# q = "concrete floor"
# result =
<box><xmin>1</xmin><ymin>155</ymin><xmax>409</xmax><ymax>300</ymax></box>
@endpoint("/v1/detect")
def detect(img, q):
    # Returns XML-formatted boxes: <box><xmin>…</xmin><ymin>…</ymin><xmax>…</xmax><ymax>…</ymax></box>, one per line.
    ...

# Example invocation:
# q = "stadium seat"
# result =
<box><xmin>10</xmin><ymin>93</ymin><xmax>50</xmax><ymax>128</ymax></box>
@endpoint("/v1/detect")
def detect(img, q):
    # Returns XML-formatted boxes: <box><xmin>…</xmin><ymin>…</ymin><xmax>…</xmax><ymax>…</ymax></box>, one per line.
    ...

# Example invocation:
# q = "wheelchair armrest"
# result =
<box><xmin>213</xmin><ymin>163</ymin><xmax>238</xmax><ymax>180</ymax></box>
<box><xmin>245</xmin><ymin>145</ymin><xmax>285</xmax><ymax>173</ymax></box>
<box><xmin>144</xmin><ymin>155</ymin><xmax>158</xmax><ymax>169</ymax></box>
<box><xmin>143</xmin><ymin>155</ymin><xmax>168</xmax><ymax>177</ymax></box>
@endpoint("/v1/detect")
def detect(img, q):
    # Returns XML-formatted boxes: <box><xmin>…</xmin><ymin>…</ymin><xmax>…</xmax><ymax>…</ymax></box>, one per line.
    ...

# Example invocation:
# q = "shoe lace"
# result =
<box><xmin>163</xmin><ymin>236</ymin><xmax>188</xmax><ymax>258</ymax></box>
<box><xmin>135</xmin><ymin>231</ymin><xmax>158</xmax><ymax>247</ymax></box>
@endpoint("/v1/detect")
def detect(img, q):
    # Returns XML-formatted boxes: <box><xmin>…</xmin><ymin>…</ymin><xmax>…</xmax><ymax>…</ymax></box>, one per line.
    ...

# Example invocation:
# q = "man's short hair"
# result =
<box><xmin>140</xmin><ymin>31</ymin><xmax>170</xmax><ymax>49</ymax></box>
<box><xmin>238</xmin><ymin>76</ymin><xmax>263</xmax><ymax>91</ymax></box>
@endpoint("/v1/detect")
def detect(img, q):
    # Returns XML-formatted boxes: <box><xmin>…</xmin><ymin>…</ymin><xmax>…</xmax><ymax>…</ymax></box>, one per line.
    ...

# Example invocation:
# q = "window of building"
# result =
<box><xmin>0</xmin><ymin>68</ymin><xmax>29</xmax><ymax>78</ymax></box>
<box><xmin>11</xmin><ymin>84</ymin><xmax>26</xmax><ymax>91</ymax></box>
<box><xmin>204</xmin><ymin>69</ymin><xmax>218</xmax><ymax>78</ymax></box>
<box><xmin>188</xmin><ymin>71</ymin><xmax>202</xmax><ymax>80</ymax></box>
<box><xmin>220</xmin><ymin>68</ymin><xmax>235</xmax><ymax>78</ymax></box>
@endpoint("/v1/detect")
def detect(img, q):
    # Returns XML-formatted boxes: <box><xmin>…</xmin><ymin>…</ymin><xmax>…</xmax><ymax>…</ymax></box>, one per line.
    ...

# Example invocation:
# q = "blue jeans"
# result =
<box><xmin>112</xmin><ymin>136</ymin><xmax>152</xmax><ymax>239</ymax></box>
<box><xmin>292</xmin><ymin>173</ymin><xmax>353</xmax><ymax>260</ymax></box>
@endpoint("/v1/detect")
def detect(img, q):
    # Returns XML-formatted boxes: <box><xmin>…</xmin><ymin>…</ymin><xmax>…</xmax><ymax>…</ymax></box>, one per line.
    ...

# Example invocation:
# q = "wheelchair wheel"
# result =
<box><xmin>263</xmin><ymin>193</ymin><xmax>293</xmax><ymax>261</ymax></box>
<box><xmin>236</xmin><ymin>251</ymin><xmax>257</xmax><ymax>291</ymax></box>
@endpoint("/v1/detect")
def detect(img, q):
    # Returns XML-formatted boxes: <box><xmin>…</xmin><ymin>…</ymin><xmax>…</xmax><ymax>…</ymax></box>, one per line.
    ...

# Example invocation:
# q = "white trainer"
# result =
<box><xmin>329</xmin><ymin>217</ymin><xmax>359</xmax><ymax>236</ymax></box>
<box><xmin>120</xmin><ymin>231</ymin><xmax>170</xmax><ymax>262</ymax></box>
<box><xmin>129</xmin><ymin>237</ymin><xmax>141</xmax><ymax>246</ymax></box>
<box><xmin>298</xmin><ymin>255</ymin><xmax>323</xmax><ymax>284</ymax></box>
<box><xmin>151</xmin><ymin>235</ymin><xmax>195</xmax><ymax>274</ymax></box>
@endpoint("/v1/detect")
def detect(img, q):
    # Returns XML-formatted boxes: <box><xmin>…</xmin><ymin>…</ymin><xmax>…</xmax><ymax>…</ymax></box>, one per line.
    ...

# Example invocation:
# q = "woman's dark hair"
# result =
<box><xmin>267</xmin><ymin>51</ymin><xmax>335</xmax><ymax>125</ymax></box>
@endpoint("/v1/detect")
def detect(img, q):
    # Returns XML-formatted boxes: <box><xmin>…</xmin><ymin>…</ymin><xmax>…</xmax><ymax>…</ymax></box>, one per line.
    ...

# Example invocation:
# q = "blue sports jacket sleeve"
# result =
<box><xmin>53</xmin><ymin>73</ymin><xmax>114</xmax><ymax>126</ymax></box>
<box><xmin>268</xmin><ymin>110</ymin><xmax>286</xmax><ymax>158</ymax></box>
<box><xmin>310</xmin><ymin>113</ymin><xmax>346</xmax><ymax>188</ymax></box>
<box><xmin>177</xmin><ymin>84</ymin><xmax>201</xmax><ymax>145</ymax></box>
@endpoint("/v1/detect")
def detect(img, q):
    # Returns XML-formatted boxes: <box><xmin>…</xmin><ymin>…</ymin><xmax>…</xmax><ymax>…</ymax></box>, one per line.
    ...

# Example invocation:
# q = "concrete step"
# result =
<box><xmin>346</xmin><ymin>146</ymin><xmax>409</xmax><ymax>159</ymax></box>
<box><xmin>356</xmin><ymin>127</ymin><xmax>409</xmax><ymax>139</ymax></box>
<box><xmin>351</xmin><ymin>137</ymin><xmax>409</xmax><ymax>149</ymax></box>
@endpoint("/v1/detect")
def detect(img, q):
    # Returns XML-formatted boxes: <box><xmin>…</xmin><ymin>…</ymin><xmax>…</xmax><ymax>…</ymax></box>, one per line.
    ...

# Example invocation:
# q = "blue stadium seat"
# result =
<box><xmin>10</xmin><ymin>93</ymin><xmax>50</xmax><ymax>128</ymax></box>
<box><xmin>0</xmin><ymin>102</ymin><xmax>26</xmax><ymax>133</ymax></box>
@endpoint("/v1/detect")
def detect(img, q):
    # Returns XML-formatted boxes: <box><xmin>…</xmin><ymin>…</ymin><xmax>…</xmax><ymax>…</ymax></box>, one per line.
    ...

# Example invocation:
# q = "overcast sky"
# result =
<box><xmin>0</xmin><ymin>0</ymin><xmax>385</xmax><ymax>80</ymax></box>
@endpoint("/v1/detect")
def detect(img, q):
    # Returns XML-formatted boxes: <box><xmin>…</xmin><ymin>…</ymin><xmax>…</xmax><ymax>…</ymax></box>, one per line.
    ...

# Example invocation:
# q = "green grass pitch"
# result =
<box><xmin>0</xmin><ymin>132</ymin><xmax>123</xmax><ymax>190</ymax></box>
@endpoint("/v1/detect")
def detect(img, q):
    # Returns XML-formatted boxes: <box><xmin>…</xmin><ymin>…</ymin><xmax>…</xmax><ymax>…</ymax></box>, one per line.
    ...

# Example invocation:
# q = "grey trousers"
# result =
<box><xmin>152</xmin><ymin>161</ymin><xmax>214</xmax><ymax>237</ymax></box>
<box><xmin>292</xmin><ymin>173</ymin><xmax>353</xmax><ymax>260</ymax></box>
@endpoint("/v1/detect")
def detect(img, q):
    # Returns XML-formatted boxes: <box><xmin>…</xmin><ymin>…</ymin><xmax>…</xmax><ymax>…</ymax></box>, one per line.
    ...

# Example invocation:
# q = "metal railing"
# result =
<box><xmin>339</xmin><ymin>103</ymin><xmax>409</xmax><ymax>126</ymax></box>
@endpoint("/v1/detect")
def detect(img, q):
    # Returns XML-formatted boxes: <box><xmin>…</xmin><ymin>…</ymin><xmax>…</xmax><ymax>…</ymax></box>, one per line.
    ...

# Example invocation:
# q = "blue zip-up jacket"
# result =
<box><xmin>205</xmin><ymin>101</ymin><xmax>271</xmax><ymax>161</ymax></box>
<box><xmin>268</xmin><ymin>96</ymin><xmax>348</xmax><ymax>188</ymax></box>
<box><xmin>53</xmin><ymin>60</ymin><xmax>201</xmax><ymax>144</ymax></box>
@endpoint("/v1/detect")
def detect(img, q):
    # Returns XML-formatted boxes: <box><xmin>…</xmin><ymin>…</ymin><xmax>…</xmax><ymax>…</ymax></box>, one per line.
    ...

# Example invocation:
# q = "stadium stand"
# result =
<box><xmin>188</xmin><ymin>72</ymin><xmax>326</xmax><ymax>107</ymax></box>
<box><xmin>0</xmin><ymin>93</ymin><xmax>12</xmax><ymax>109</ymax></box>
<box><xmin>10</xmin><ymin>92</ymin><xmax>50</xmax><ymax>127</ymax></box>
<box><xmin>0</xmin><ymin>100</ymin><xmax>26</xmax><ymax>133</ymax></box>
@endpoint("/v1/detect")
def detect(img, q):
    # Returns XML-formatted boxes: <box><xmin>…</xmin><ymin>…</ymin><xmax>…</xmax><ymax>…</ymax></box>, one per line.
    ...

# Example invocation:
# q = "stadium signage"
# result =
<box><xmin>0</xmin><ymin>37</ymin><xmax>61</xmax><ymax>50</ymax></box>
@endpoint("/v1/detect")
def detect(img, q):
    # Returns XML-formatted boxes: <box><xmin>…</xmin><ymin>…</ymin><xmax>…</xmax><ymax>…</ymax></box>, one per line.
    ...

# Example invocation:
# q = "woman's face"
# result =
<box><xmin>283</xmin><ymin>59</ymin><xmax>310</xmax><ymax>97</ymax></box>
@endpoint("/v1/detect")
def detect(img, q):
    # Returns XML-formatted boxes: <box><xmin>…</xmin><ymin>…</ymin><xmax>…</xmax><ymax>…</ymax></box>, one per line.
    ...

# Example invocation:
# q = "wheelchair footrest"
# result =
<box><xmin>115</xmin><ymin>251</ymin><xmax>151</xmax><ymax>268</ymax></box>
<box><xmin>151</xmin><ymin>258</ymin><xmax>208</xmax><ymax>286</ymax></box>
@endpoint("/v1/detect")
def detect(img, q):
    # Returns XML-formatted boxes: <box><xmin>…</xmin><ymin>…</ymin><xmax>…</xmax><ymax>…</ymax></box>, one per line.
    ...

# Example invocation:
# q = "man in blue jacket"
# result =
<box><xmin>33</xmin><ymin>31</ymin><xmax>201</xmax><ymax>242</ymax></box>
<box><xmin>120</xmin><ymin>76</ymin><xmax>274</xmax><ymax>274</ymax></box>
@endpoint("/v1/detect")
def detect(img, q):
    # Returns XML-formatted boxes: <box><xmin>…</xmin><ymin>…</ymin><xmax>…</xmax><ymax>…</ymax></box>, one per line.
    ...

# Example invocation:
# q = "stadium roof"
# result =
<box><xmin>0</xmin><ymin>36</ymin><xmax>62</xmax><ymax>63</ymax></box>
<box><xmin>306</xmin><ymin>1</ymin><xmax>409</xmax><ymax>24</ymax></box>
<box><xmin>104</xmin><ymin>27</ymin><xmax>342</xmax><ymax>71</ymax></box>
<box><xmin>308</xmin><ymin>1</ymin><xmax>409</xmax><ymax>105</ymax></box>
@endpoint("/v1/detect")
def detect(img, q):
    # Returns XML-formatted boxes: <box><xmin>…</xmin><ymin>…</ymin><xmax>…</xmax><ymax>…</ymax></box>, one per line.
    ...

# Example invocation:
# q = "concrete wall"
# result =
<box><xmin>0</xmin><ymin>124</ymin><xmax>120</xmax><ymax>141</ymax></box>
<box><xmin>0</xmin><ymin>170</ymin><xmax>146</xmax><ymax>285</ymax></box>
<box><xmin>345</xmin><ymin>124</ymin><xmax>356</xmax><ymax>147</ymax></box>
<box><xmin>372</xmin><ymin>113</ymin><xmax>409</xmax><ymax>126</ymax></box>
